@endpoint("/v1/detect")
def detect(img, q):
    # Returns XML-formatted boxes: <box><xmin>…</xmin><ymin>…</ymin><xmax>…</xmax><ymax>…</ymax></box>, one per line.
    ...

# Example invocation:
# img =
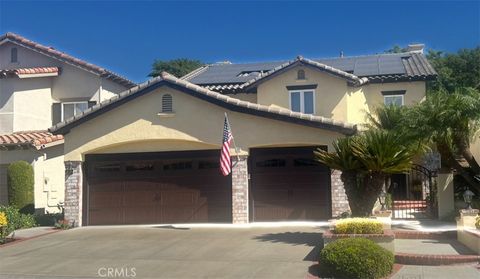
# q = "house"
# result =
<box><xmin>0</xmin><ymin>33</ymin><xmax>136</xmax><ymax>213</ymax></box>
<box><xmin>49</xmin><ymin>46</ymin><xmax>436</xmax><ymax>226</ymax></box>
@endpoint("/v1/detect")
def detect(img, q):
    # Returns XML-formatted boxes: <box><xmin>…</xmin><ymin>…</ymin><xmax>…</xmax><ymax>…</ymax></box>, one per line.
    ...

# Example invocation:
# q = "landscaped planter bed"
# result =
<box><xmin>323</xmin><ymin>229</ymin><xmax>395</xmax><ymax>252</ymax></box>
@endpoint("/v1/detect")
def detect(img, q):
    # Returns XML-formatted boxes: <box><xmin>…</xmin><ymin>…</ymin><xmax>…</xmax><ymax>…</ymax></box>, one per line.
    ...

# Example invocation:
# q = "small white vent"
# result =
<box><xmin>162</xmin><ymin>94</ymin><xmax>173</xmax><ymax>113</ymax></box>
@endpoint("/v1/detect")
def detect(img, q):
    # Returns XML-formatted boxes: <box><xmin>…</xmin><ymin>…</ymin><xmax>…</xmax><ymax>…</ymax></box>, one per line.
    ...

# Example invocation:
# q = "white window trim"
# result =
<box><xmin>384</xmin><ymin>94</ymin><xmax>405</xmax><ymax>106</ymax></box>
<box><xmin>61</xmin><ymin>101</ymin><xmax>88</xmax><ymax>121</ymax></box>
<box><xmin>288</xmin><ymin>89</ymin><xmax>316</xmax><ymax>114</ymax></box>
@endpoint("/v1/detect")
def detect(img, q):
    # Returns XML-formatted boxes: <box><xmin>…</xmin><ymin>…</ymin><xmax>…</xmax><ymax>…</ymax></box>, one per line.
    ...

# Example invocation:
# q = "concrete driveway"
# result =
<box><xmin>0</xmin><ymin>225</ymin><xmax>325</xmax><ymax>279</ymax></box>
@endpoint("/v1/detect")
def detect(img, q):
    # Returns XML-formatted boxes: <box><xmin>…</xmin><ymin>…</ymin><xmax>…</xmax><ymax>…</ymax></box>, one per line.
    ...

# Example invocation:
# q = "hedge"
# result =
<box><xmin>319</xmin><ymin>238</ymin><xmax>394</xmax><ymax>279</ymax></box>
<box><xmin>334</xmin><ymin>218</ymin><xmax>383</xmax><ymax>234</ymax></box>
<box><xmin>7</xmin><ymin>161</ymin><xmax>34</xmax><ymax>214</ymax></box>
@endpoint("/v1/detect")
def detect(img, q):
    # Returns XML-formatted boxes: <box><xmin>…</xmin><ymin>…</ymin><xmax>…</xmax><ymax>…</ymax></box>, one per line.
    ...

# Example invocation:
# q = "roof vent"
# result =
<box><xmin>407</xmin><ymin>44</ymin><xmax>425</xmax><ymax>54</ymax></box>
<box><xmin>215</xmin><ymin>61</ymin><xmax>232</xmax><ymax>64</ymax></box>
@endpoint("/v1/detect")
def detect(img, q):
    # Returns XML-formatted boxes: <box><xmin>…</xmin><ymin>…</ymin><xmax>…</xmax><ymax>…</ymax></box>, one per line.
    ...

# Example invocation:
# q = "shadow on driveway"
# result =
<box><xmin>252</xmin><ymin>230</ymin><xmax>324</xmax><ymax>261</ymax></box>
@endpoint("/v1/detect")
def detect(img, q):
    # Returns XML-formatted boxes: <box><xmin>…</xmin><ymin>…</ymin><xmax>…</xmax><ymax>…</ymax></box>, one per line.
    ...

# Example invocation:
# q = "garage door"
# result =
<box><xmin>250</xmin><ymin>147</ymin><xmax>331</xmax><ymax>221</ymax></box>
<box><xmin>86</xmin><ymin>151</ymin><xmax>231</xmax><ymax>225</ymax></box>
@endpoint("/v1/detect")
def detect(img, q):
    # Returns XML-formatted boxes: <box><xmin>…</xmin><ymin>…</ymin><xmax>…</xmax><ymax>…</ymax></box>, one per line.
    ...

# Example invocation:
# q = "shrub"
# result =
<box><xmin>334</xmin><ymin>218</ymin><xmax>383</xmax><ymax>234</ymax></box>
<box><xmin>0</xmin><ymin>205</ymin><xmax>36</xmax><ymax>240</ymax></box>
<box><xmin>319</xmin><ymin>238</ymin><xmax>394</xmax><ymax>279</ymax></box>
<box><xmin>54</xmin><ymin>219</ymin><xmax>71</xmax><ymax>230</ymax></box>
<box><xmin>7</xmin><ymin>161</ymin><xmax>34</xmax><ymax>214</ymax></box>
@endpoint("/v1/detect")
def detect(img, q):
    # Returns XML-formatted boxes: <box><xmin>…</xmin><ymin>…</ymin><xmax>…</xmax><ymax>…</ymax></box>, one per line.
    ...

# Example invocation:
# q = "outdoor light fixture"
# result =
<box><xmin>463</xmin><ymin>189</ymin><xmax>475</xmax><ymax>210</ymax></box>
<box><xmin>378</xmin><ymin>190</ymin><xmax>387</xmax><ymax>211</ymax></box>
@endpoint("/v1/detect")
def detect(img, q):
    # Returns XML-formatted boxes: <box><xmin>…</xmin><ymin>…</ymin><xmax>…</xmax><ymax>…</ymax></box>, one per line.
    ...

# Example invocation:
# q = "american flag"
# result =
<box><xmin>220</xmin><ymin>114</ymin><xmax>233</xmax><ymax>176</ymax></box>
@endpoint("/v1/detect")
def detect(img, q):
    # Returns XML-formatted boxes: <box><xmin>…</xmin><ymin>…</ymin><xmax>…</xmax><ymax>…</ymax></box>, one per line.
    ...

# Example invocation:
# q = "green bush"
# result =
<box><xmin>7</xmin><ymin>161</ymin><xmax>34</xmax><ymax>214</ymax></box>
<box><xmin>334</xmin><ymin>218</ymin><xmax>384</xmax><ymax>234</ymax></box>
<box><xmin>319</xmin><ymin>238</ymin><xmax>394</xmax><ymax>279</ymax></box>
<box><xmin>0</xmin><ymin>205</ymin><xmax>36</xmax><ymax>240</ymax></box>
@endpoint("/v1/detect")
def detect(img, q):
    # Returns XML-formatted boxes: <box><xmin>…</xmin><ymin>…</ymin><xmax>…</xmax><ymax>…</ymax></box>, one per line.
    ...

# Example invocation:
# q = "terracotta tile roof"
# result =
<box><xmin>50</xmin><ymin>72</ymin><xmax>357</xmax><ymax>135</ymax></box>
<box><xmin>0</xmin><ymin>67</ymin><xmax>60</xmax><ymax>78</ymax></box>
<box><xmin>15</xmin><ymin>67</ymin><xmax>59</xmax><ymax>75</ymax></box>
<box><xmin>0</xmin><ymin>32</ymin><xmax>136</xmax><ymax>88</ymax></box>
<box><xmin>0</xmin><ymin>131</ymin><xmax>64</xmax><ymax>149</ymax></box>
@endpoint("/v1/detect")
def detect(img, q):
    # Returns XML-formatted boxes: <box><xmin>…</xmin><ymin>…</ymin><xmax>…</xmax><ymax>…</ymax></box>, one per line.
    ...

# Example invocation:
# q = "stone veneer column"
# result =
<box><xmin>231</xmin><ymin>155</ymin><xmax>249</xmax><ymax>224</ymax></box>
<box><xmin>330</xmin><ymin>170</ymin><xmax>350</xmax><ymax>217</ymax></box>
<box><xmin>64</xmin><ymin>161</ymin><xmax>83</xmax><ymax>227</ymax></box>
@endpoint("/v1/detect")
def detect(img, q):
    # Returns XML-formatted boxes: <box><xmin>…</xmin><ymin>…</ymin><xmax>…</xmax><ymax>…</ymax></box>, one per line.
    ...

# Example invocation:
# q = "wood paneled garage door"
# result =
<box><xmin>250</xmin><ymin>147</ymin><xmax>331</xmax><ymax>221</ymax></box>
<box><xmin>85</xmin><ymin>151</ymin><xmax>231</xmax><ymax>225</ymax></box>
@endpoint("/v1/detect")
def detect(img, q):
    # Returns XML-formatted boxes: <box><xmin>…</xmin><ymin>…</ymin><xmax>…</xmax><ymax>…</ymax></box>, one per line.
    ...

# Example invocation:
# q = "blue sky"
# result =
<box><xmin>0</xmin><ymin>1</ymin><xmax>479</xmax><ymax>83</ymax></box>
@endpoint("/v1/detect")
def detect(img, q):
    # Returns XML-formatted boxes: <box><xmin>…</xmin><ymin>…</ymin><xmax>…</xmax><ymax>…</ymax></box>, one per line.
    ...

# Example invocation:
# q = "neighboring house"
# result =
<box><xmin>49</xmin><ymin>45</ymin><xmax>436</xmax><ymax>226</ymax></box>
<box><xmin>0</xmin><ymin>33</ymin><xmax>135</xmax><ymax>212</ymax></box>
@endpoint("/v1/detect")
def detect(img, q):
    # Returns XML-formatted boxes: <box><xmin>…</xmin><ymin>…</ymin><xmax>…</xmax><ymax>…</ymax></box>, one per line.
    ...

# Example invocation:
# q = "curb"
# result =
<box><xmin>0</xmin><ymin>228</ymin><xmax>61</xmax><ymax>248</ymax></box>
<box><xmin>395</xmin><ymin>252</ymin><xmax>480</xmax><ymax>266</ymax></box>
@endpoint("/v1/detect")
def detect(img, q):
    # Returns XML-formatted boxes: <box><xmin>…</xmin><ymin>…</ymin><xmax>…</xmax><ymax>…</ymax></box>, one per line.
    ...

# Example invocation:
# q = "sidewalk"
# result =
<box><xmin>8</xmin><ymin>226</ymin><xmax>55</xmax><ymax>239</ymax></box>
<box><xmin>391</xmin><ymin>265</ymin><xmax>480</xmax><ymax>279</ymax></box>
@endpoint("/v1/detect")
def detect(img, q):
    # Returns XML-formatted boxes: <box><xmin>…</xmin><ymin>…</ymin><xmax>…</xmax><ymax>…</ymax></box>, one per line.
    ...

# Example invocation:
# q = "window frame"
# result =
<box><xmin>288</xmin><ymin>89</ymin><xmax>315</xmax><ymax>114</ymax></box>
<box><xmin>383</xmin><ymin>94</ymin><xmax>405</xmax><ymax>106</ymax></box>
<box><xmin>61</xmin><ymin>101</ymin><xmax>89</xmax><ymax>121</ymax></box>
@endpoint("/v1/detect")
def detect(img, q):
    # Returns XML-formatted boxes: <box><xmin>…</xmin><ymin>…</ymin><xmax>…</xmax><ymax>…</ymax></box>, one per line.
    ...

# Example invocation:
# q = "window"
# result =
<box><xmin>384</xmin><ymin>95</ymin><xmax>404</xmax><ymax>107</ymax></box>
<box><xmin>256</xmin><ymin>159</ymin><xmax>286</xmax><ymax>168</ymax></box>
<box><xmin>61</xmin><ymin>102</ymin><xmax>88</xmax><ymax>121</ymax></box>
<box><xmin>382</xmin><ymin>90</ymin><xmax>405</xmax><ymax>107</ymax></box>
<box><xmin>162</xmin><ymin>94</ymin><xmax>173</xmax><ymax>113</ymax></box>
<box><xmin>11</xmin><ymin>48</ymin><xmax>17</xmax><ymax>63</ymax></box>
<box><xmin>297</xmin><ymin>69</ymin><xmax>306</xmax><ymax>80</ymax></box>
<box><xmin>289</xmin><ymin>90</ymin><xmax>315</xmax><ymax>114</ymax></box>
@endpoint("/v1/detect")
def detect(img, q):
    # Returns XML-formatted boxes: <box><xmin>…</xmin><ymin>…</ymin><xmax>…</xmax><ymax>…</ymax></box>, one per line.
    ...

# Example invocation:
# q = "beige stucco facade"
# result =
<box><xmin>0</xmin><ymin>146</ymin><xmax>64</xmax><ymax>212</ymax></box>
<box><xmin>254</xmin><ymin>65</ymin><xmax>426</xmax><ymax>125</ymax></box>
<box><xmin>63</xmin><ymin>86</ymin><xmax>343</xmax><ymax>161</ymax></box>
<box><xmin>0</xmin><ymin>40</ymin><xmax>130</xmax><ymax>212</ymax></box>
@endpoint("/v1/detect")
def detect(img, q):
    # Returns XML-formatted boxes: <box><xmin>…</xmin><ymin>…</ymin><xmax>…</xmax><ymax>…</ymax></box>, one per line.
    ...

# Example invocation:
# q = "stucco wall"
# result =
<box><xmin>348</xmin><ymin>81</ymin><xmax>426</xmax><ymax>125</ymax></box>
<box><xmin>0</xmin><ymin>147</ymin><xmax>65</xmax><ymax>212</ymax></box>
<box><xmin>255</xmin><ymin>65</ymin><xmax>426</xmax><ymax>126</ymax></box>
<box><xmin>0</xmin><ymin>78</ymin><xmax>15</xmax><ymax>134</ymax></box>
<box><xmin>63</xmin><ymin>86</ymin><xmax>344</xmax><ymax>161</ymax></box>
<box><xmin>13</xmin><ymin>78</ymin><xmax>53</xmax><ymax>132</ymax></box>
<box><xmin>471</xmin><ymin>135</ymin><xmax>480</xmax><ymax>163</ymax></box>
<box><xmin>0</xmin><ymin>42</ymin><xmax>129</xmax><ymax>134</ymax></box>
<box><xmin>257</xmin><ymin>66</ymin><xmax>349</xmax><ymax>122</ymax></box>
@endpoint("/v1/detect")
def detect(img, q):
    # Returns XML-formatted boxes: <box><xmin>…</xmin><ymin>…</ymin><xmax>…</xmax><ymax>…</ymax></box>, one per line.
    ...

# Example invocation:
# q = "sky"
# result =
<box><xmin>0</xmin><ymin>0</ymin><xmax>479</xmax><ymax>83</ymax></box>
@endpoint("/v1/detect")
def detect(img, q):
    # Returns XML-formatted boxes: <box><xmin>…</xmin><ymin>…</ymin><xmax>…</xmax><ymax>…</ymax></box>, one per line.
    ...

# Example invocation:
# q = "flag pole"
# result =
<box><xmin>225</xmin><ymin>112</ymin><xmax>241</xmax><ymax>163</ymax></box>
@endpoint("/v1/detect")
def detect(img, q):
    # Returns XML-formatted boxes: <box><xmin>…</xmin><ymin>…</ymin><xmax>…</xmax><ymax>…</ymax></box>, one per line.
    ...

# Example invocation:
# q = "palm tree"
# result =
<box><xmin>409</xmin><ymin>88</ymin><xmax>480</xmax><ymax>191</ymax></box>
<box><xmin>315</xmin><ymin>130</ymin><xmax>417</xmax><ymax>216</ymax></box>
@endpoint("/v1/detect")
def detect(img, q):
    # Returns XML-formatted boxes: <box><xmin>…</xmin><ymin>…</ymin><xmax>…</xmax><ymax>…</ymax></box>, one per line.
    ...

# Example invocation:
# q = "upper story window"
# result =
<box><xmin>161</xmin><ymin>94</ymin><xmax>173</xmax><ymax>113</ymax></box>
<box><xmin>382</xmin><ymin>90</ymin><xmax>406</xmax><ymax>107</ymax></box>
<box><xmin>11</xmin><ymin>48</ymin><xmax>18</xmax><ymax>63</ymax></box>
<box><xmin>62</xmin><ymin>101</ymin><xmax>88</xmax><ymax>121</ymax></box>
<box><xmin>289</xmin><ymin>90</ymin><xmax>315</xmax><ymax>114</ymax></box>
<box><xmin>297</xmin><ymin>69</ymin><xmax>306</xmax><ymax>80</ymax></box>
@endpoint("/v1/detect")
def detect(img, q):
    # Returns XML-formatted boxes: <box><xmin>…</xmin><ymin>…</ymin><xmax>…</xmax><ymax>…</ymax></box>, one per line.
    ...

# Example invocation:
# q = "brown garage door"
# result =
<box><xmin>86</xmin><ymin>151</ymin><xmax>231</xmax><ymax>225</ymax></box>
<box><xmin>250</xmin><ymin>147</ymin><xmax>331</xmax><ymax>221</ymax></box>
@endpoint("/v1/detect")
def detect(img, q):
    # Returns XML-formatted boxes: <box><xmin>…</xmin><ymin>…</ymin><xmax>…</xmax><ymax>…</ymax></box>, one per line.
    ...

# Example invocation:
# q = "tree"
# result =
<box><xmin>385</xmin><ymin>45</ymin><xmax>408</xmax><ymax>53</ymax></box>
<box><xmin>315</xmin><ymin>130</ymin><xmax>417</xmax><ymax>216</ymax></box>
<box><xmin>149</xmin><ymin>58</ymin><xmax>204</xmax><ymax>78</ymax></box>
<box><xmin>426</xmin><ymin>47</ymin><xmax>480</xmax><ymax>91</ymax></box>
<box><xmin>408</xmin><ymin>88</ymin><xmax>480</xmax><ymax>192</ymax></box>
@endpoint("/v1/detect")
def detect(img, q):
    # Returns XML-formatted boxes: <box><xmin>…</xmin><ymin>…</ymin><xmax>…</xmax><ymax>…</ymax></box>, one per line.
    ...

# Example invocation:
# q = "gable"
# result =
<box><xmin>62</xmin><ymin>85</ymin><xmax>346</xmax><ymax>161</ymax></box>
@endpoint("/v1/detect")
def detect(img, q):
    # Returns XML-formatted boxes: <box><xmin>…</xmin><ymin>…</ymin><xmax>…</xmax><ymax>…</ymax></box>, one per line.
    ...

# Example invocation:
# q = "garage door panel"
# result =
<box><xmin>250</xmin><ymin>147</ymin><xmax>331</xmax><ymax>221</ymax></box>
<box><xmin>87</xmin><ymin>151</ymin><xmax>232</xmax><ymax>225</ymax></box>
